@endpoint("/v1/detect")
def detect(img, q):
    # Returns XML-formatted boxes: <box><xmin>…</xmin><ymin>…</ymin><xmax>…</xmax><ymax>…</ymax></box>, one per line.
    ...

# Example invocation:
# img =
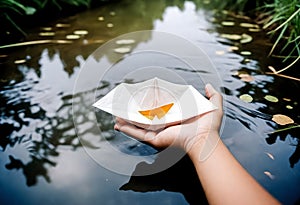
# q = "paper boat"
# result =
<box><xmin>93</xmin><ymin>78</ymin><xmax>217</xmax><ymax>129</ymax></box>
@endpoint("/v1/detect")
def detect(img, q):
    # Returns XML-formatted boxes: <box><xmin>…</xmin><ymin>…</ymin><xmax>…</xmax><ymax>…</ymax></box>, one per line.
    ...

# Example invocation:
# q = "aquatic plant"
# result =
<box><xmin>262</xmin><ymin>0</ymin><xmax>300</xmax><ymax>73</ymax></box>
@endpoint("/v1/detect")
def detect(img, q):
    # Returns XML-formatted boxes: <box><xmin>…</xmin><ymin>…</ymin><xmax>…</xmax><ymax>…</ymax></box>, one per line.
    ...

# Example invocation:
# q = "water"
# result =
<box><xmin>1</xmin><ymin>0</ymin><xmax>300</xmax><ymax>204</ymax></box>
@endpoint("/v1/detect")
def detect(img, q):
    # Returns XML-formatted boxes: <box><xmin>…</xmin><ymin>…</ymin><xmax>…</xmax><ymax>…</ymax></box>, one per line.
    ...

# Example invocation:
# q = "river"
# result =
<box><xmin>0</xmin><ymin>0</ymin><xmax>299</xmax><ymax>204</ymax></box>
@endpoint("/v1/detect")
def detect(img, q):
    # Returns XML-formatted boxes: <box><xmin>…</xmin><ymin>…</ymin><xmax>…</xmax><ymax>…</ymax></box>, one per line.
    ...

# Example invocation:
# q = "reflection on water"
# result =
<box><xmin>0</xmin><ymin>0</ymin><xmax>300</xmax><ymax>204</ymax></box>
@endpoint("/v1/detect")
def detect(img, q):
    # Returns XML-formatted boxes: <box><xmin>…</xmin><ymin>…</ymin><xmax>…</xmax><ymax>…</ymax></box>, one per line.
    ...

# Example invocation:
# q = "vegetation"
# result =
<box><xmin>1</xmin><ymin>0</ymin><xmax>299</xmax><ymax>68</ymax></box>
<box><xmin>0</xmin><ymin>0</ymin><xmax>111</xmax><ymax>44</ymax></box>
<box><xmin>262</xmin><ymin>0</ymin><xmax>300</xmax><ymax>73</ymax></box>
<box><xmin>208</xmin><ymin>0</ymin><xmax>299</xmax><ymax>73</ymax></box>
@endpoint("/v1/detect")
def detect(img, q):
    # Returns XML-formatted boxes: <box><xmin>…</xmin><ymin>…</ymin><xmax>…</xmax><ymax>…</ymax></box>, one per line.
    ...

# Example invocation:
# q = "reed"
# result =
<box><xmin>262</xmin><ymin>0</ymin><xmax>300</xmax><ymax>68</ymax></box>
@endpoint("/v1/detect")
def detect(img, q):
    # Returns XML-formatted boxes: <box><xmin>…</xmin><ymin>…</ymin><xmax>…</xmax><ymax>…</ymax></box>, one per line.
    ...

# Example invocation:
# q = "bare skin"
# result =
<box><xmin>114</xmin><ymin>84</ymin><xmax>281</xmax><ymax>205</ymax></box>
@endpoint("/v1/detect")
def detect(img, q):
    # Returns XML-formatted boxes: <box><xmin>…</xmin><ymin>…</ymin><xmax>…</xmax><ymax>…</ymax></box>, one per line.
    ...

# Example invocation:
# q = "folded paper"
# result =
<box><xmin>93</xmin><ymin>78</ymin><xmax>217</xmax><ymax>127</ymax></box>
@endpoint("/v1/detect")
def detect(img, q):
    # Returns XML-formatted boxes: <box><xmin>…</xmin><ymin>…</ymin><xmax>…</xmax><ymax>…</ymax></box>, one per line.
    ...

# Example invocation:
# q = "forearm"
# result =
<box><xmin>188</xmin><ymin>133</ymin><xmax>281</xmax><ymax>205</ymax></box>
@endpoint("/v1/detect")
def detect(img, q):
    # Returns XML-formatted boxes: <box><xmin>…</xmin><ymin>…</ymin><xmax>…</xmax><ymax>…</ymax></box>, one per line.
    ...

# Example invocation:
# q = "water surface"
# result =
<box><xmin>1</xmin><ymin>1</ymin><xmax>300</xmax><ymax>204</ymax></box>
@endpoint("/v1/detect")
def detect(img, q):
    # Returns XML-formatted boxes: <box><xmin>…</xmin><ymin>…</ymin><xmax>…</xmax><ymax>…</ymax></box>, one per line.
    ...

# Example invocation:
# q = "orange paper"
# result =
<box><xmin>138</xmin><ymin>103</ymin><xmax>174</xmax><ymax>120</ymax></box>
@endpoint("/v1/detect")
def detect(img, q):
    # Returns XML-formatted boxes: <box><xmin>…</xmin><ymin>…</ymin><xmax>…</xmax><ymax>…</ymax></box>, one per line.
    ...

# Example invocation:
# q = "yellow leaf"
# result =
<box><xmin>272</xmin><ymin>114</ymin><xmax>294</xmax><ymax>125</ymax></box>
<box><xmin>239</xmin><ymin>94</ymin><xmax>253</xmax><ymax>103</ymax></box>
<box><xmin>221</xmin><ymin>21</ymin><xmax>235</xmax><ymax>26</ymax></box>
<box><xmin>264</xmin><ymin>95</ymin><xmax>279</xmax><ymax>102</ymax></box>
<box><xmin>139</xmin><ymin>103</ymin><xmax>174</xmax><ymax>120</ymax></box>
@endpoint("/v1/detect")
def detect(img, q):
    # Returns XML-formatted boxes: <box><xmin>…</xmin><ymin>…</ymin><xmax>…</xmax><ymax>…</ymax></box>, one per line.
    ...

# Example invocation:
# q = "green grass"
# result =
<box><xmin>262</xmin><ymin>0</ymin><xmax>300</xmax><ymax>70</ymax></box>
<box><xmin>208</xmin><ymin>0</ymin><xmax>299</xmax><ymax>73</ymax></box>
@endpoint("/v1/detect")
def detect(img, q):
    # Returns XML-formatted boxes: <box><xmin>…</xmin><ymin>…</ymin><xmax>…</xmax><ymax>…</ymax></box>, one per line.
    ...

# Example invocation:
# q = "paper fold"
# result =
<box><xmin>93</xmin><ymin>78</ymin><xmax>217</xmax><ymax>126</ymax></box>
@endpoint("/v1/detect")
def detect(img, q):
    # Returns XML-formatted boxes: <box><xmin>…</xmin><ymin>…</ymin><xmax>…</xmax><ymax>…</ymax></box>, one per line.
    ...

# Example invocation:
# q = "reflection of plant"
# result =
<box><xmin>0</xmin><ymin>81</ymin><xmax>114</xmax><ymax>186</ymax></box>
<box><xmin>0</xmin><ymin>0</ymin><xmax>107</xmax><ymax>44</ymax></box>
<box><xmin>266</xmin><ymin>125</ymin><xmax>300</xmax><ymax>168</ymax></box>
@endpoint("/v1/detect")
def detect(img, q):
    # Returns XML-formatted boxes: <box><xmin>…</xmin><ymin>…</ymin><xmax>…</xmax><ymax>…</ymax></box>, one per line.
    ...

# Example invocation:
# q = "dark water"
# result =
<box><xmin>1</xmin><ymin>0</ymin><xmax>300</xmax><ymax>204</ymax></box>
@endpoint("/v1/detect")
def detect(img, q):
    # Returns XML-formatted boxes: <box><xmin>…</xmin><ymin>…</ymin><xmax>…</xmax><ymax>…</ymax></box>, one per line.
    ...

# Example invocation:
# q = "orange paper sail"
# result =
<box><xmin>138</xmin><ymin>103</ymin><xmax>174</xmax><ymax>120</ymax></box>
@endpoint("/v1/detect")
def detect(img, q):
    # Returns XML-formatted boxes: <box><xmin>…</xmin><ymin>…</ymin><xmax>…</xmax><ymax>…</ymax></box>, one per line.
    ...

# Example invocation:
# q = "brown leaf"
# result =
<box><xmin>272</xmin><ymin>114</ymin><xmax>294</xmax><ymax>125</ymax></box>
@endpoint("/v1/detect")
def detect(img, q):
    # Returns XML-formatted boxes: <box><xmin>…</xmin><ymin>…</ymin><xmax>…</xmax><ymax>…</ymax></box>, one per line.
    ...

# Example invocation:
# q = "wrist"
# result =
<box><xmin>186</xmin><ymin>131</ymin><xmax>220</xmax><ymax>162</ymax></box>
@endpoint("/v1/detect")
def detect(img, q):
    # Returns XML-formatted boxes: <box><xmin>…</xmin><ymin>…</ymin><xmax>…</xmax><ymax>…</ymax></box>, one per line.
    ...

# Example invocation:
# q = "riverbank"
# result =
<box><xmin>1</xmin><ymin>0</ymin><xmax>299</xmax><ymax>72</ymax></box>
<box><xmin>1</xmin><ymin>0</ymin><xmax>116</xmax><ymax>45</ymax></box>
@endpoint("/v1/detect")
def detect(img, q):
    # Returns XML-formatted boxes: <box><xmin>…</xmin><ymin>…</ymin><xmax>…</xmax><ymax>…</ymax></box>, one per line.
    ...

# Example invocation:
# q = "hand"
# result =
<box><xmin>114</xmin><ymin>84</ymin><xmax>223</xmax><ymax>154</ymax></box>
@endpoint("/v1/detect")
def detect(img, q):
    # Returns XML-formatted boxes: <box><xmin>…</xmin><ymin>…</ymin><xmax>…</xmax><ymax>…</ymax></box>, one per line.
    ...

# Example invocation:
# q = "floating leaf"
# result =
<box><xmin>39</xmin><ymin>32</ymin><xmax>55</xmax><ymax>36</ymax></box>
<box><xmin>286</xmin><ymin>105</ymin><xmax>293</xmax><ymax>109</ymax></box>
<box><xmin>264</xmin><ymin>171</ymin><xmax>275</xmax><ymax>180</ymax></box>
<box><xmin>265</xmin><ymin>152</ymin><xmax>275</xmax><ymax>160</ymax></box>
<box><xmin>249</xmin><ymin>28</ymin><xmax>261</xmax><ymax>32</ymax></box>
<box><xmin>113</xmin><ymin>47</ymin><xmax>131</xmax><ymax>54</ymax></box>
<box><xmin>107</xmin><ymin>23</ymin><xmax>114</xmax><ymax>28</ymax></box>
<box><xmin>74</xmin><ymin>30</ymin><xmax>88</xmax><ymax>35</ymax></box>
<box><xmin>283</xmin><ymin>98</ymin><xmax>291</xmax><ymax>102</ymax></box>
<box><xmin>116</xmin><ymin>39</ymin><xmax>135</xmax><ymax>45</ymax></box>
<box><xmin>240</xmin><ymin>51</ymin><xmax>251</xmax><ymax>55</ymax></box>
<box><xmin>240</xmin><ymin>33</ymin><xmax>253</xmax><ymax>44</ymax></box>
<box><xmin>56</xmin><ymin>23</ymin><xmax>70</xmax><ymax>28</ymax></box>
<box><xmin>41</xmin><ymin>27</ymin><xmax>52</xmax><ymax>31</ymax></box>
<box><xmin>220</xmin><ymin>34</ymin><xmax>242</xmax><ymax>40</ymax></box>
<box><xmin>239</xmin><ymin>73</ymin><xmax>254</xmax><ymax>82</ymax></box>
<box><xmin>98</xmin><ymin>16</ymin><xmax>104</xmax><ymax>21</ymax></box>
<box><xmin>110</xmin><ymin>11</ymin><xmax>116</xmax><ymax>16</ymax></box>
<box><xmin>264</xmin><ymin>95</ymin><xmax>278</xmax><ymax>102</ymax></box>
<box><xmin>240</xmin><ymin>23</ymin><xmax>259</xmax><ymax>28</ymax></box>
<box><xmin>221</xmin><ymin>21</ymin><xmax>235</xmax><ymax>26</ymax></box>
<box><xmin>239</xmin><ymin>94</ymin><xmax>253</xmax><ymax>102</ymax></box>
<box><xmin>227</xmin><ymin>46</ymin><xmax>239</xmax><ymax>51</ymax></box>
<box><xmin>14</xmin><ymin>59</ymin><xmax>26</xmax><ymax>64</ymax></box>
<box><xmin>272</xmin><ymin>114</ymin><xmax>294</xmax><ymax>125</ymax></box>
<box><xmin>66</xmin><ymin>34</ymin><xmax>80</xmax><ymax>40</ymax></box>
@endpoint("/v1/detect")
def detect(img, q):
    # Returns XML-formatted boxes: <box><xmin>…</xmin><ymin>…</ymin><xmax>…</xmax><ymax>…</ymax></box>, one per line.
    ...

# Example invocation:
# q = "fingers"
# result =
<box><xmin>114</xmin><ymin>117</ymin><xmax>157</xmax><ymax>142</ymax></box>
<box><xmin>205</xmin><ymin>83</ymin><xmax>223</xmax><ymax>110</ymax></box>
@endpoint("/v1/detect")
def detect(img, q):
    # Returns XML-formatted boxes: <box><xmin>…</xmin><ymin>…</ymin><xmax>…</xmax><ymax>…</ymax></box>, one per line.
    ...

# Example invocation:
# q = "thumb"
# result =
<box><xmin>205</xmin><ymin>84</ymin><xmax>223</xmax><ymax>109</ymax></box>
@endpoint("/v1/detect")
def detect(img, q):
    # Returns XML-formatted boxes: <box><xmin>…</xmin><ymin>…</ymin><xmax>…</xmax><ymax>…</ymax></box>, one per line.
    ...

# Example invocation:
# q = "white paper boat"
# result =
<box><xmin>93</xmin><ymin>78</ymin><xmax>217</xmax><ymax>129</ymax></box>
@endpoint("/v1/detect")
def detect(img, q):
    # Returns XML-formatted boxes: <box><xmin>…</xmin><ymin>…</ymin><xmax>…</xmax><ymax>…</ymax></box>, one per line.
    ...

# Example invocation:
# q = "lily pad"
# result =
<box><xmin>264</xmin><ymin>95</ymin><xmax>278</xmax><ymax>102</ymax></box>
<box><xmin>240</xmin><ymin>23</ymin><xmax>259</xmax><ymax>28</ymax></box>
<box><xmin>66</xmin><ymin>34</ymin><xmax>80</xmax><ymax>40</ymax></box>
<box><xmin>227</xmin><ymin>46</ymin><xmax>239</xmax><ymax>51</ymax></box>
<box><xmin>14</xmin><ymin>59</ymin><xmax>26</xmax><ymax>64</ymax></box>
<box><xmin>98</xmin><ymin>16</ymin><xmax>104</xmax><ymax>21</ymax></box>
<box><xmin>41</xmin><ymin>27</ymin><xmax>52</xmax><ymax>31</ymax></box>
<box><xmin>221</xmin><ymin>21</ymin><xmax>235</xmax><ymax>26</ymax></box>
<box><xmin>240</xmin><ymin>33</ymin><xmax>253</xmax><ymax>44</ymax></box>
<box><xmin>74</xmin><ymin>30</ymin><xmax>88</xmax><ymax>35</ymax></box>
<box><xmin>249</xmin><ymin>28</ymin><xmax>261</xmax><ymax>32</ymax></box>
<box><xmin>56</xmin><ymin>23</ymin><xmax>70</xmax><ymax>28</ymax></box>
<box><xmin>239</xmin><ymin>94</ymin><xmax>253</xmax><ymax>103</ymax></box>
<box><xmin>272</xmin><ymin>114</ymin><xmax>294</xmax><ymax>125</ymax></box>
<box><xmin>107</xmin><ymin>23</ymin><xmax>114</xmax><ymax>28</ymax></box>
<box><xmin>39</xmin><ymin>32</ymin><xmax>55</xmax><ymax>36</ymax></box>
<box><xmin>113</xmin><ymin>47</ymin><xmax>131</xmax><ymax>54</ymax></box>
<box><xmin>240</xmin><ymin>51</ymin><xmax>251</xmax><ymax>55</ymax></box>
<box><xmin>116</xmin><ymin>39</ymin><xmax>135</xmax><ymax>45</ymax></box>
<box><xmin>220</xmin><ymin>34</ymin><xmax>242</xmax><ymax>41</ymax></box>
